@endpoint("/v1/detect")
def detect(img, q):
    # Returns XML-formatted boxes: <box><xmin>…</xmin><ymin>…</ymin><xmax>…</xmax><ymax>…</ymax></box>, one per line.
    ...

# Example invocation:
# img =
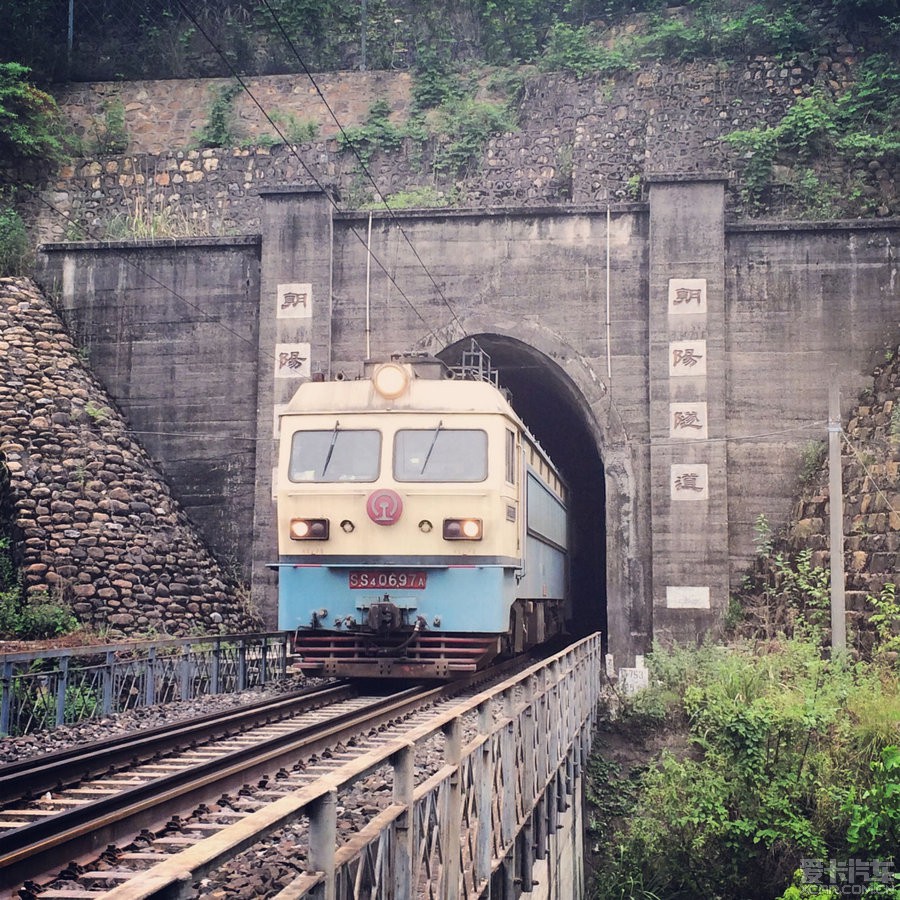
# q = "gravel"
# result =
<box><xmin>0</xmin><ymin>677</ymin><xmax>307</xmax><ymax>765</ymax></box>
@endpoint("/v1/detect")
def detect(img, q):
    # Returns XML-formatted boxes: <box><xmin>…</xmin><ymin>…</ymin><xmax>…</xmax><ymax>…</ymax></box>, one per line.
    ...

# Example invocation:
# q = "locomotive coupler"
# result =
<box><xmin>367</xmin><ymin>595</ymin><xmax>402</xmax><ymax>632</ymax></box>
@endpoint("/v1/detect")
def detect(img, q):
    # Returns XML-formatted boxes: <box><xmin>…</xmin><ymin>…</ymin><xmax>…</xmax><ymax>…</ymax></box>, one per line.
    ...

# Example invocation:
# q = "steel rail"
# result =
<box><xmin>0</xmin><ymin>682</ymin><xmax>451</xmax><ymax>888</ymax></box>
<box><xmin>0</xmin><ymin>682</ymin><xmax>354</xmax><ymax>802</ymax></box>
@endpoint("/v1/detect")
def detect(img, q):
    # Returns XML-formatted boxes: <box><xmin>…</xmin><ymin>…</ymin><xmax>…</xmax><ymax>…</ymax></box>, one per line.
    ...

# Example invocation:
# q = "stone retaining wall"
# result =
<box><xmin>38</xmin><ymin>55</ymin><xmax>898</xmax><ymax>243</ymax></box>
<box><xmin>0</xmin><ymin>277</ymin><xmax>260</xmax><ymax>635</ymax></box>
<box><xmin>786</xmin><ymin>347</ymin><xmax>900</xmax><ymax>638</ymax></box>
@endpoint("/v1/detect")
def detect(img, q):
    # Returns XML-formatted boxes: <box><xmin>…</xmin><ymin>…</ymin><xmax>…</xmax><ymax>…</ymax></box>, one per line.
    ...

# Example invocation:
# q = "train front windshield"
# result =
<box><xmin>289</xmin><ymin>428</ymin><xmax>381</xmax><ymax>482</ymax></box>
<box><xmin>393</xmin><ymin>428</ymin><xmax>488</xmax><ymax>482</ymax></box>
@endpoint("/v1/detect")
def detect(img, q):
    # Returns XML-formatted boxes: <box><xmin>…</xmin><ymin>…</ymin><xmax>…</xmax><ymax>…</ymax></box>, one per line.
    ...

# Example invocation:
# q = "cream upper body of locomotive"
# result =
<box><xmin>275</xmin><ymin>362</ymin><xmax>565</xmax><ymax>561</ymax></box>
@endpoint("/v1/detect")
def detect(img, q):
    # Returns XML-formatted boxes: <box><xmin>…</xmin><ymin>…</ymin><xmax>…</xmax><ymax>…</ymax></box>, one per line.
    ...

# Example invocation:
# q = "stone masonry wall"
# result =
<box><xmin>0</xmin><ymin>277</ymin><xmax>261</xmax><ymax>635</ymax></box>
<box><xmin>38</xmin><ymin>54</ymin><xmax>898</xmax><ymax>243</ymax></box>
<box><xmin>787</xmin><ymin>347</ymin><xmax>900</xmax><ymax>638</ymax></box>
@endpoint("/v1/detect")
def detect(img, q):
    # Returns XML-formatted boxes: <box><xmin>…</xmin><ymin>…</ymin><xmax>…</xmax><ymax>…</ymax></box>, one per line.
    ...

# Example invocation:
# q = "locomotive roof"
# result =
<box><xmin>281</xmin><ymin>372</ymin><xmax>566</xmax><ymax>488</ymax></box>
<box><xmin>282</xmin><ymin>376</ymin><xmax>522</xmax><ymax>421</ymax></box>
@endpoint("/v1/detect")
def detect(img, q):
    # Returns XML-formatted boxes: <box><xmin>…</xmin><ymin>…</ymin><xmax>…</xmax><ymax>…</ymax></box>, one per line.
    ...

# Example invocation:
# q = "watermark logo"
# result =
<box><xmin>798</xmin><ymin>858</ymin><xmax>896</xmax><ymax>895</ymax></box>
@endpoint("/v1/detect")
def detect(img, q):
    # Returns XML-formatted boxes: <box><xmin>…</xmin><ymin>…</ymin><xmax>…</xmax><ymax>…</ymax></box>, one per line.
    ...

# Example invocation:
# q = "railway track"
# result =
<box><xmin>1</xmin><ymin>656</ymin><xmax>533</xmax><ymax>899</ymax></box>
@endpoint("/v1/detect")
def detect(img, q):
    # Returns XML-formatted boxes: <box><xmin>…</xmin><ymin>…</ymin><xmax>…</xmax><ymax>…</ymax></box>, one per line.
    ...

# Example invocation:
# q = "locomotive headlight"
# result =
<box><xmin>443</xmin><ymin>518</ymin><xmax>483</xmax><ymax>541</ymax></box>
<box><xmin>372</xmin><ymin>362</ymin><xmax>409</xmax><ymax>399</ymax></box>
<box><xmin>290</xmin><ymin>518</ymin><xmax>330</xmax><ymax>540</ymax></box>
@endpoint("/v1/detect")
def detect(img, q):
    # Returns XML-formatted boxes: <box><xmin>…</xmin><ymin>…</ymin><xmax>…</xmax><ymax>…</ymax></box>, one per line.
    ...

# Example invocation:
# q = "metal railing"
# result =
<box><xmin>0</xmin><ymin>632</ymin><xmax>289</xmax><ymax>736</ymax></box>
<box><xmin>102</xmin><ymin>632</ymin><xmax>604</xmax><ymax>900</ymax></box>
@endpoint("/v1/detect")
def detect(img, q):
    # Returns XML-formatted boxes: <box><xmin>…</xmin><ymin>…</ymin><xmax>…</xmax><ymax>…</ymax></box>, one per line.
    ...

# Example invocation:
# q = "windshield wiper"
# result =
<box><xmin>420</xmin><ymin>420</ymin><xmax>443</xmax><ymax>475</ymax></box>
<box><xmin>321</xmin><ymin>420</ymin><xmax>340</xmax><ymax>477</ymax></box>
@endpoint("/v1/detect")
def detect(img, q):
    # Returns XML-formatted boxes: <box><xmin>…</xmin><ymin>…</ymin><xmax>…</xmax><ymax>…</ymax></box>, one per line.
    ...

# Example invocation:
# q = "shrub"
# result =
<box><xmin>93</xmin><ymin>97</ymin><xmax>129</xmax><ymax>154</ymax></box>
<box><xmin>540</xmin><ymin>23</ymin><xmax>634</xmax><ymax>78</ymax></box>
<box><xmin>0</xmin><ymin>590</ymin><xmax>79</xmax><ymax>639</ymax></box>
<box><xmin>338</xmin><ymin>99</ymin><xmax>406</xmax><ymax>164</ymax></box>
<box><xmin>590</xmin><ymin>640</ymin><xmax>900</xmax><ymax>899</ymax></box>
<box><xmin>194</xmin><ymin>82</ymin><xmax>242</xmax><ymax>148</ymax></box>
<box><xmin>0</xmin><ymin>61</ymin><xmax>67</xmax><ymax>165</ymax></box>
<box><xmin>0</xmin><ymin>200</ymin><xmax>29</xmax><ymax>276</ymax></box>
<box><xmin>432</xmin><ymin>96</ymin><xmax>518</xmax><ymax>175</ymax></box>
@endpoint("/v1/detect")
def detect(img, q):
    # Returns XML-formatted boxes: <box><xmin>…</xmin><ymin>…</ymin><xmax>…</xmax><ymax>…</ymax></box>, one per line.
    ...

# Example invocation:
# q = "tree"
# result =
<box><xmin>0</xmin><ymin>62</ymin><xmax>66</xmax><ymax>171</ymax></box>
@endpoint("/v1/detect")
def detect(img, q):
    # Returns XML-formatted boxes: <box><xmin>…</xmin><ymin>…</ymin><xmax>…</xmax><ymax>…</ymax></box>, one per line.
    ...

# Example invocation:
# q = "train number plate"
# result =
<box><xmin>348</xmin><ymin>571</ymin><xmax>427</xmax><ymax>590</ymax></box>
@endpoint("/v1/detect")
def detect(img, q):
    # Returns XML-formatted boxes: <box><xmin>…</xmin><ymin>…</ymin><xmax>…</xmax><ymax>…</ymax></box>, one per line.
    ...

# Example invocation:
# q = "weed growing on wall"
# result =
<box><xmin>267</xmin><ymin>111</ymin><xmax>320</xmax><ymax>145</ymax></box>
<box><xmin>194</xmin><ymin>82</ymin><xmax>242</xmax><ymax>149</ymax></box>
<box><xmin>540</xmin><ymin>23</ymin><xmax>635</xmax><ymax>78</ymax></box>
<box><xmin>726</xmin><ymin>53</ymin><xmax>900</xmax><ymax>214</ymax></box>
<box><xmin>93</xmin><ymin>97</ymin><xmax>129</xmax><ymax>154</ymax></box>
<box><xmin>338</xmin><ymin>71</ymin><xmax>519</xmax><ymax>180</ymax></box>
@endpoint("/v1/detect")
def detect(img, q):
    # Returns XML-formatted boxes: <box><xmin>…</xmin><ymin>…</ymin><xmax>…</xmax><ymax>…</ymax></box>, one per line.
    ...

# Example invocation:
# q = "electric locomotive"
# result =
<box><xmin>274</xmin><ymin>350</ymin><xmax>569</xmax><ymax>678</ymax></box>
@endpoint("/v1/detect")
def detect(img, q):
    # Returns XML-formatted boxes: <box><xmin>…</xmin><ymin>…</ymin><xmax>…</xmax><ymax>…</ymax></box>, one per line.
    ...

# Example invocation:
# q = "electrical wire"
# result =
<box><xmin>173</xmin><ymin>0</ymin><xmax>447</xmax><ymax>346</ymax></box>
<box><xmin>256</xmin><ymin>0</ymin><xmax>466</xmax><ymax>336</ymax></box>
<box><xmin>841</xmin><ymin>431</ymin><xmax>899</xmax><ymax>515</ymax></box>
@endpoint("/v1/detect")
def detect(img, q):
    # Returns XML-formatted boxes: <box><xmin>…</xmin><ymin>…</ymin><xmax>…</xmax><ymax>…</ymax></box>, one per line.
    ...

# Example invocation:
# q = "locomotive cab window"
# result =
<box><xmin>505</xmin><ymin>429</ymin><xmax>516</xmax><ymax>484</ymax></box>
<box><xmin>289</xmin><ymin>428</ymin><xmax>381</xmax><ymax>482</ymax></box>
<box><xmin>393</xmin><ymin>428</ymin><xmax>488</xmax><ymax>482</ymax></box>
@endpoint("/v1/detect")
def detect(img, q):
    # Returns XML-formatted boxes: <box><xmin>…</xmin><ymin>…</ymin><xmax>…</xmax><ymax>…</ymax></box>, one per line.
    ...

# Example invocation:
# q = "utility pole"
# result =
<box><xmin>828</xmin><ymin>379</ymin><xmax>846</xmax><ymax>655</ymax></box>
<box><xmin>67</xmin><ymin>0</ymin><xmax>74</xmax><ymax>75</ymax></box>
<box><xmin>360</xmin><ymin>0</ymin><xmax>367</xmax><ymax>71</ymax></box>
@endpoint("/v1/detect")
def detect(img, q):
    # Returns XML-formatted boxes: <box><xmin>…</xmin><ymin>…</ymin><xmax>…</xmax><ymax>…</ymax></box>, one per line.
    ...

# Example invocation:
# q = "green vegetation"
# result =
<box><xmin>726</xmin><ymin>53</ymin><xmax>900</xmax><ymax>214</ymax></box>
<box><xmin>193</xmin><ymin>82</ymin><xmax>242</xmax><ymax>149</ymax></box>
<box><xmin>334</xmin><ymin>48</ymin><xmax>522</xmax><ymax>180</ymax></box>
<box><xmin>92</xmin><ymin>97</ymin><xmax>129</xmax><ymax>154</ymax></box>
<box><xmin>0</xmin><ymin>61</ymin><xmax>67</xmax><ymax>166</ymax></box>
<box><xmin>362</xmin><ymin>185</ymin><xmax>459</xmax><ymax>209</ymax></box>
<box><xmin>0</xmin><ymin>537</ymin><xmax>78</xmax><ymax>640</ymax></box>
<box><xmin>338</xmin><ymin>98</ymin><xmax>406</xmax><ymax>165</ymax></box>
<box><xmin>589</xmin><ymin>639</ymin><xmax>900</xmax><ymax>899</ymax></box>
<box><xmin>0</xmin><ymin>196</ymin><xmax>29</xmax><ymax>276</ymax></box>
<box><xmin>268</xmin><ymin>110</ymin><xmax>320</xmax><ymax>144</ymax></box>
<box><xmin>539</xmin><ymin>22</ymin><xmax>637</xmax><ymax>78</ymax></box>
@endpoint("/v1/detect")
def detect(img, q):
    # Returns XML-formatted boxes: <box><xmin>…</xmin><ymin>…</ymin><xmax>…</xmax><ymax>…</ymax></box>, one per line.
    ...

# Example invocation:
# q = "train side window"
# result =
<box><xmin>288</xmin><ymin>429</ymin><xmax>381</xmax><ymax>482</ymax></box>
<box><xmin>394</xmin><ymin>429</ymin><xmax>488</xmax><ymax>482</ymax></box>
<box><xmin>505</xmin><ymin>429</ymin><xmax>516</xmax><ymax>485</ymax></box>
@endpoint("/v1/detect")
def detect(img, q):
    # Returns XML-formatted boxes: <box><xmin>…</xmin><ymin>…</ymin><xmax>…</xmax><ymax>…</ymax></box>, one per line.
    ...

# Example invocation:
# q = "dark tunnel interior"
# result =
<box><xmin>440</xmin><ymin>335</ymin><xmax>607</xmax><ymax>640</ymax></box>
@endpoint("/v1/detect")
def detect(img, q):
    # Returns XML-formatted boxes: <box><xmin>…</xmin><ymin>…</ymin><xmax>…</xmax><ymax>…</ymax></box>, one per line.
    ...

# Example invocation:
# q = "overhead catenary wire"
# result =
<box><xmin>256</xmin><ymin>0</ymin><xmax>466</xmax><ymax>337</ymax></box>
<box><xmin>173</xmin><ymin>0</ymin><xmax>450</xmax><ymax>347</ymax></box>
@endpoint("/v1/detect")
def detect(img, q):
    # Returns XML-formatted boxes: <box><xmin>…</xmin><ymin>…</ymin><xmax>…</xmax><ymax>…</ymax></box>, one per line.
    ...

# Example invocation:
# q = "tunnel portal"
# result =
<box><xmin>441</xmin><ymin>335</ymin><xmax>607</xmax><ymax>643</ymax></box>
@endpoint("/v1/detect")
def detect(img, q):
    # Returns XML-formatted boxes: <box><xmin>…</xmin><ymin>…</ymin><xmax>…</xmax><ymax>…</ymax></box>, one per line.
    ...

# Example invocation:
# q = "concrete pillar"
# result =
<box><xmin>252</xmin><ymin>186</ymin><xmax>334</xmax><ymax>626</ymax></box>
<box><xmin>647</xmin><ymin>175</ymin><xmax>729</xmax><ymax>642</ymax></box>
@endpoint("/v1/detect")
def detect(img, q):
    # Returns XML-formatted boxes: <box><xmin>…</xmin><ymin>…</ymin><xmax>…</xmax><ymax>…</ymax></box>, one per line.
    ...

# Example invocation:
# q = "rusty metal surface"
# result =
<box><xmin>97</xmin><ymin>633</ymin><xmax>603</xmax><ymax>900</ymax></box>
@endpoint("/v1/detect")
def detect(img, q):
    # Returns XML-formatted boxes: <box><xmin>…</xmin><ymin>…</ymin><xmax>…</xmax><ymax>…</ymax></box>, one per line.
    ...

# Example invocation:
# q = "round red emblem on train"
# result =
<box><xmin>366</xmin><ymin>489</ymin><xmax>403</xmax><ymax>525</ymax></box>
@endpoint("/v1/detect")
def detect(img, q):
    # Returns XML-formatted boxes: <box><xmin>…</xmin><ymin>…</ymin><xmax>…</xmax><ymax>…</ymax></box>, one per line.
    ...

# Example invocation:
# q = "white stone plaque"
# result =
<box><xmin>274</xmin><ymin>342</ymin><xmax>311</xmax><ymax>379</ymax></box>
<box><xmin>666</xmin><ymin>586</ymin><xmax>710</xmax><ymax>609</ymax></box>
<box><xmin>276</xmin><ymin>283</ymin><xmax>312</xmax><ymax>319</ymax></box>
<box><xmin>670</xmin><ymin>463</ymin><xmax>709</xmax><ymax>500</ymax></box>
<box><xmin>669</xmin><ymin>340</ymin><xmax>707</xmax><ymax>377</ymax></box>
<box><xmin>668</xmin><ymin>278</ymin><xmax>707</xmax><ymax>315</ymax></box>
<box><xmin>669</xmin><ymin>401</ymin><xmax>708</xmax><ymax>440</ymax></box>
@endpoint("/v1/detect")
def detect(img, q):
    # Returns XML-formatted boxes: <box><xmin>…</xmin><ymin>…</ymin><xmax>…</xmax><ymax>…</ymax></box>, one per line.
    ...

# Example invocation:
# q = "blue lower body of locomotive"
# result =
<box><xmin>277</xmin><ymin>563</ymin><xmax>518</xmax><ymax>634</ymax></box>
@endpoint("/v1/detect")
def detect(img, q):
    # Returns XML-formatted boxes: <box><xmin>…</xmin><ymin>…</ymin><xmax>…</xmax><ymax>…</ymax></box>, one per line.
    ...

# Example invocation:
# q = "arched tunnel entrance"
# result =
<box><xmin>439</xmin><ymin>335</ymin><xmax>607</xmax><ymax>643</ymax></box>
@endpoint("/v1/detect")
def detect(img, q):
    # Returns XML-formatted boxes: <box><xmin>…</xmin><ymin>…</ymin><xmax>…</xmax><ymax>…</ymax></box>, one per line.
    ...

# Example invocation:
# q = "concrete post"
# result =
<box><xmin>253</xmin><ymin>187</ymin><xmax>334</xmax><ymax>626</ymax></box>
<box><xmin>647</xmin><ymin>175</ymin><xmax>729</xmax><ymax>642</ymax></box>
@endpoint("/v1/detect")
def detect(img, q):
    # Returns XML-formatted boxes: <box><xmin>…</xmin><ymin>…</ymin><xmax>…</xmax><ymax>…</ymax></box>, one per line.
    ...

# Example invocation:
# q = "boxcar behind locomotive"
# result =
<box><xmin>275</xmin><ymin>354</ymin><xmax>568</xmax><ymax>677</ymax></box>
